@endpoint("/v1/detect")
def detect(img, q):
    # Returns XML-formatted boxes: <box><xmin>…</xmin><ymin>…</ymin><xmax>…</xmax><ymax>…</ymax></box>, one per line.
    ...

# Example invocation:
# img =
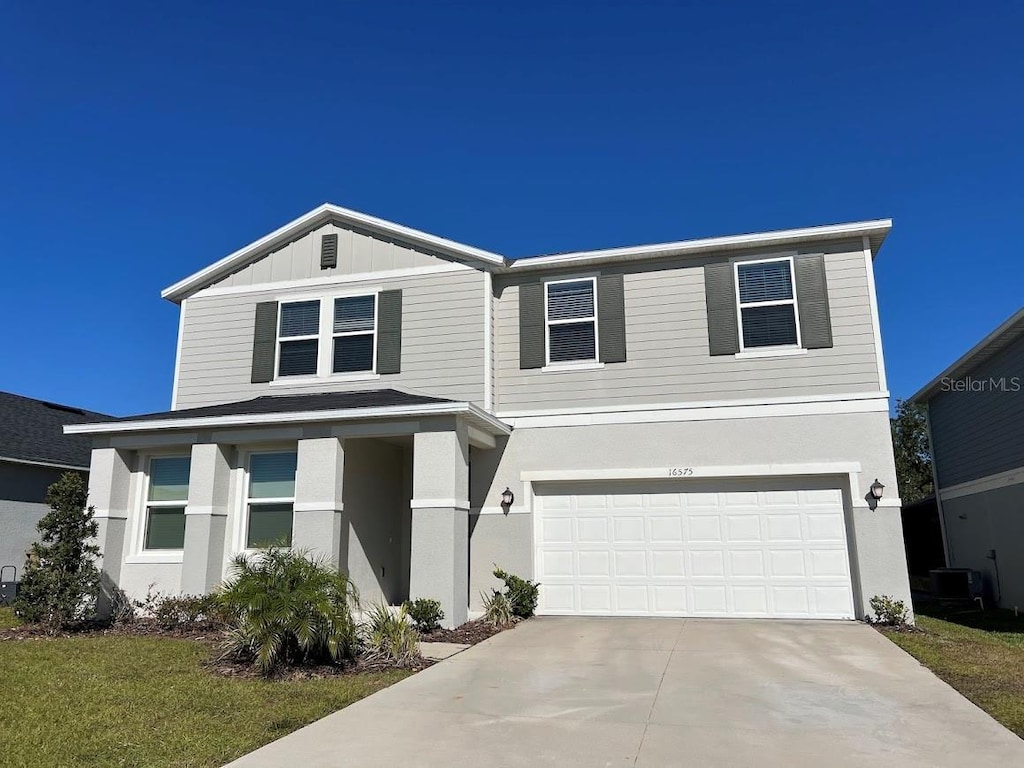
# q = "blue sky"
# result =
<box><xmin>1</xmin><ymin>2</ymin><xmax>1021</xmax><ymax>416</ymax></box>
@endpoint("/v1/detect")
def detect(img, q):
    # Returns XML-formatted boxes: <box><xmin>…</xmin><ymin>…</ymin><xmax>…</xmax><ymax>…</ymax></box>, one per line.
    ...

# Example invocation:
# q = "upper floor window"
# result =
<box><xmin>278</xmin><ymin>300</ymin><xmax>320</xmax><ymax>376</ymax></box>
<box><xmin>245</xmin><ymin>451</ymin><xmax>297</xmax><ymax>548</ymax></box>
<box><xmin>144</xmin><ymin>456</ymin><xmax>190</xmax><ymax>550</ymax></box>
<box><xmin>735</xmin><ymin>259</ymin><xmax>800</xmax><ymax>350</ymax></box>
<box><xmin>546</xmin><ymin>278</ymin><xmax>598</xmax><ymax>364</ymax></box>
<box><xmin>276</xmin><ymin>294</ymin><xmax>377</xmax><ymax>378</ymax></box>
<box><xmin>333</xmin><ymin>295</ymin><xmax>376</xmax><ymax>373</ymax></box>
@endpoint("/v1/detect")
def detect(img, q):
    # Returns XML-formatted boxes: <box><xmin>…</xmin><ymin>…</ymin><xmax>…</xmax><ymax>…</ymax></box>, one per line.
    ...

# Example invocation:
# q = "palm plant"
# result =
<box><xmin>361</xmin><ymin>603</ymin><xmax>420</xmax><ymax>666</ymax></box>
<box><xmin>217</xmin><ymin>547</ymin><xmax>359</xmax><ymax>675</ymax></box>
<box><xmin>482</xmin><ymin>589</ymin><xmax>514</xmax><ymax>628</ymax></box>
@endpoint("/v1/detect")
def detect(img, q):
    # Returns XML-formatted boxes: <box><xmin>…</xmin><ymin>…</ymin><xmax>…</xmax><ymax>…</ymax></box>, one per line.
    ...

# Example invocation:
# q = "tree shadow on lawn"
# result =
<box><xmin>915</xmin><ymin>599</ymin><xmax>1024</xmax><ymax>635</ymax></box>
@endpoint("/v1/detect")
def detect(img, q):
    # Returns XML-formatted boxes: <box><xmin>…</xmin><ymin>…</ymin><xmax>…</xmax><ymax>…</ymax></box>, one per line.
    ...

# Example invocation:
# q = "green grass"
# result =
<box><xmin>882</xmin><ymin>604</ymin><xmax>1024</xmax><ymax>738</ymax></box>
<box><xmin>0</xmin><ymin>634</ymin><xmax>411</xmax><ymax>767</ymax></box>
<box><xmin>0</xmin><ymin>605</ymin><xmax>19</xmax><ymax>628</ymax></box>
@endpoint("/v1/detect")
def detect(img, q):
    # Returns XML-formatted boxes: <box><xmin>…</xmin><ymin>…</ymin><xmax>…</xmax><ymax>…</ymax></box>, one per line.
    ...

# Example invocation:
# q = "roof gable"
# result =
<box><xmin>162</xmin><ymin>203</ymin><xmax>507</xmax><ymax>303</ymax></box>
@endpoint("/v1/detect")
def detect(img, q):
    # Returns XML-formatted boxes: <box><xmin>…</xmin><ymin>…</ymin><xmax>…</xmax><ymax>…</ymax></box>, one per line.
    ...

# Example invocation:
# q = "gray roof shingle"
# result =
<box><xmin>0</xmin><ymin>391</ymin><xmax>113</xmax><ymax>468</ymax></box>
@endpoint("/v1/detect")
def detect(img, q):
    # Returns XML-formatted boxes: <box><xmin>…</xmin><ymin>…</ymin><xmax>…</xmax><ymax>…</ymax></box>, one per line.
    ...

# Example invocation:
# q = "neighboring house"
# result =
<box><xmin>0</xmin><ymin>391</ymin><xmax>111</xmax><ymax>576</ymax></box>
<box><xmin>910</xmin><ymin>308</ymin><xmax>1024</xmax><ymax>608</ymax></box>
<box><xmin>66</xmin><ymin>204</ymin><xmax>910</xmax><ymax>627</ymax></box>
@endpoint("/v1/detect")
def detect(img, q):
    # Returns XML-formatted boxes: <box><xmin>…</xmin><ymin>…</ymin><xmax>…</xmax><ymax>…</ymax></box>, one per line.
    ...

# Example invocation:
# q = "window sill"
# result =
<box><xmin>541</xmin><ymin>361</ymin><xmax>605</xmax><ymax>373</ymax></box>
<box><xmin>125</xmin><ymin>552</ymin><xmax>184</xmax><ymax>565</ymax></box>
<box><xmin>734</xmin><ymin>348</ymin><xmax>807</xmax><ymax>360</ymax></box>
<box><xmin>270</xmin><ymin>372</ymin><xmax>381</xmax><ymax>387</ymax></box>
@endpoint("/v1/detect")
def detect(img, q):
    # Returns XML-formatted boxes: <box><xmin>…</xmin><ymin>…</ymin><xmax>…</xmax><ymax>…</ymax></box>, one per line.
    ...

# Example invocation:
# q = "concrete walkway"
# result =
<box><xmin>227</xmin><ymin>618</ymin><xmax>1024</xmax><ymax>767</ymax></box>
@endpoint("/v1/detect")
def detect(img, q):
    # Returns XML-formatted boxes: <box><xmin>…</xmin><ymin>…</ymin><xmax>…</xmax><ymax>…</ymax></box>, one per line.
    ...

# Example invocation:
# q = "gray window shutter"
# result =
<box><xmin>704</xmin><ymin>262</ymin><xmax>740</xmax><ymax>355</ymax></box>
<box><xmin>794</xmin><ymin>254</ymin><xmax>833</xmax><ymax>349</ymax></box>
<box><xmin>251</xmin><ymin>302</ymin><xmax>279</xmax><ymax>383</ymax></box>
<box><xmin>376</xmin><ymin>290</ymin><xmax>403</xmax><ymax>374</ymax></box>
<box><xmin>519</xmin><ymin>282</ymin><xmax>545</xmax><ymax>369</ymax></box>
<box><xmin>597</xmin><ymin>274</ymin><xmax>626</xmax><ymax>363</ymax></box>
<box><xmin>320</xmin><ymin>233</ymin><xmax>338</xmax><ymax>269</ymax></box>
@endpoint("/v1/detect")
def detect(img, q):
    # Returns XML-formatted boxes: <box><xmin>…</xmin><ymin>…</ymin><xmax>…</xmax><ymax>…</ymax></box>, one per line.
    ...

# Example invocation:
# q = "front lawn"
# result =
<box><xmin>881</xmin><ymin>604</ymin><xmax>1024</xmax><ymax>738</ymax></box>
<box><xmin>0</xmin><ymin>632</ymin><xmax>410</xmax><ymax>767</ymax></box>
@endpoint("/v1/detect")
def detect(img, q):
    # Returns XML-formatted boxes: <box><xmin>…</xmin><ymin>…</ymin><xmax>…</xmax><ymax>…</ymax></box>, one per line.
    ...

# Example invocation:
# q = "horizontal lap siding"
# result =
<box><xmin>175</xmin><ymin>269</ymin><xmax>485</xmax><ymax>408</ymax></box>
<box><xmin>929</xmin><ymin>333</ymin><xmax>1024</xmax><ymax>488</ymax></box>
<box><xmin>494</xmin><ymin>244</ymin><xmax>881</xmax><ymax>411</ymax></box>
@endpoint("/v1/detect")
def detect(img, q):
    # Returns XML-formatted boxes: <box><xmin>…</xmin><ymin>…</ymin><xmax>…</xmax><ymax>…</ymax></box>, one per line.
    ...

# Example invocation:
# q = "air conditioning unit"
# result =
<box><xmin>0</xmin><ymin>566</ymin><xmax>17</xmax><ymax>606</ymax></box>
<box><xmin>929</xmin><ymin>568</ymin><xmax>984</xmax><ymax>600</ymax></box>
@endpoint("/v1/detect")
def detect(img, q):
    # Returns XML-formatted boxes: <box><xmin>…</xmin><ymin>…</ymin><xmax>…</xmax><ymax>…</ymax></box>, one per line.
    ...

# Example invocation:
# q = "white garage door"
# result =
<box><xmin>535</xmin><ymin>478</ymin><xmax>855</xmax><ymax>619</ymax></box>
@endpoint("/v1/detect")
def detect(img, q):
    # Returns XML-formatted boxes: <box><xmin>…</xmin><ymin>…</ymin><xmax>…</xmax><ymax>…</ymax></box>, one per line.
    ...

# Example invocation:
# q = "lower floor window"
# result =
<box><xmin>246</xmin><ymin>451</ymin><xmax>297</xmax><ymax>548</ymax></box>
<box><xmin>144</xmin><ymin>455</ymin><xmax>190</xmax><ymax>550</ymax></box>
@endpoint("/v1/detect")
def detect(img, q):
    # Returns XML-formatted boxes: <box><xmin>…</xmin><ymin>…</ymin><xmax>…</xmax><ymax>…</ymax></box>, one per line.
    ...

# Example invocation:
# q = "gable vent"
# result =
<box><xmin>320</xmin><ymin>233</ymin><xmax>338</xmax><ymax>269</ymax></box>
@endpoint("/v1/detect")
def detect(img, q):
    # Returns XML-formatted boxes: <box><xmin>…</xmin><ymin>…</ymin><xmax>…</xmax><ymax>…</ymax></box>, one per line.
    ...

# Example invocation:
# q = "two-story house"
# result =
<box><xmin>67</xmin><ymin>204</ymin><xmax>911</xmax><ymax>627</ymax></box>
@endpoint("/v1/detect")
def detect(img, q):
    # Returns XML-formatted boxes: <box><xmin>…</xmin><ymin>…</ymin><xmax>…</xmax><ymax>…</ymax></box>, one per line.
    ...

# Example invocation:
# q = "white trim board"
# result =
<box><xmin>192</xmin><ymin>262</ymin><xmax>472</xmax><ymax>300</ymax></box>
<box><xmin>939</xmin><ymin>465</ymin><xmax>1024</xmax><ymax>501</ymax></box>
<box><xmin>0</xmin><ymin>455</ymin><xmax>90</xmax><ymax>472</ymax></box>
<box><xmin>170</xmin><ymin>297</ymin><xmax>187</xmax><ymax>410</ymax></box>
<box><xmin>521</xmin><ymin>462</ymin><xmax>862</xmax><ymax>483</ymax></box>
<box><xmin>501</xmin><ymin>394</ymin><xmax>889</xmax><ymax>429</ymax></box>
<box><xmin>862</xmin><ymin>235</ymin><xmax>888</xmax><ymax>392</ymax></box>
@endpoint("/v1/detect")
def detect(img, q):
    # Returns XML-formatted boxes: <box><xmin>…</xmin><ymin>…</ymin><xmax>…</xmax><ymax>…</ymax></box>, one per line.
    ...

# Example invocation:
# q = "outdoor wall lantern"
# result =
<box><xmin>870</xmin><ymin>479</ymin><xmax>885</xmax><ymax>501</ymax></box>
<box><xmin>500</xmin><ymin>487</ymin><xmax>515</xmax><ymax>510</ymax></box>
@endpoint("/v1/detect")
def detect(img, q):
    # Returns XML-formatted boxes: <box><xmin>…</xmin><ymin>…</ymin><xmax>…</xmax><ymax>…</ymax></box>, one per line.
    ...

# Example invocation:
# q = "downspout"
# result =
<box><xmin>483</xmin><ymin>270</ymin><xmax>493</xmax><ymax>412</ymax></box>
<box><xmin>924</xmin><ymin>403</ymin><xmax>950</xmax><ymax>567</ymax></box>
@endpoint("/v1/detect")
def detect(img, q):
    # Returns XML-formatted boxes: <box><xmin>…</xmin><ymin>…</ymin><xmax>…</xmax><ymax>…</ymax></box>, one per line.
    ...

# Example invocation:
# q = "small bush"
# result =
<box><xmin>217</xmin><ymin>548</ymin><xmax>360</xmax><ymax>675</ymax></box>
<box><xmin>361</xmin><ymin>603</ymin><xmax>420</xmax><ymax>666</ymax></box>
<box><xmin>402</xmin><ymin>598</ymin><xmax>444</xmax><ymax>632</ymax></box>
<box><xmin>14</xmin><ymin>473</ymin><xmax>101</xmax><ymax>629</ymax></box>
<box><xmin>493</xmin><ymin>567</ymin><xmax>539</xmax><ymax>619</ymax></box>
<box><xmin>482</xmin><ymin>589</ymin><xmax>514</xmax><ymax>628</ymax></box>
<box><xmin>869</xmin><ymin>595</ymin><xmax>910</xmax><ymax>627</ymax></box>
<box><xmin>136</xmin><ymin>589</ymin><xmax>226</xmax><ymax>631</ymax></box>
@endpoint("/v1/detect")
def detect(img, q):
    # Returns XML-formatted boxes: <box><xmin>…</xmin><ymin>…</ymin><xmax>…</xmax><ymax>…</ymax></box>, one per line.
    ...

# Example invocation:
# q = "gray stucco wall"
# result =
<box><xmin>467</xmin><ymin>409</ymin><xmax>909</xmax><ymax>617</ymax></box>
<box><xmin>941</xmin><ymin>483</ymin><xmax>1024</xmax><ymax>609</ymax></box>
<box><xmin>0</xmin><ymin>462</ymin><xmax>84</xmax><ymax>576</ymax></box>
<box><xmin>928</xmin><ymin>332</ymin><xmax>1024</xmax><ymax>488</ymax></box>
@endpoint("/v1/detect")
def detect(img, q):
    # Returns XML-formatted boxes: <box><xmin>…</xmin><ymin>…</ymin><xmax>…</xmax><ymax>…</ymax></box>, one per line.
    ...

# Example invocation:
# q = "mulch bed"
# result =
<box><xmin>0</xmin><ymin>619</ymin><xmax>222</xmax><ymax>642</ymax></box>
<box><xmin>418</xmin><ymin>617</ymin><xmax>516</xmax><ymax>645</ymax></box>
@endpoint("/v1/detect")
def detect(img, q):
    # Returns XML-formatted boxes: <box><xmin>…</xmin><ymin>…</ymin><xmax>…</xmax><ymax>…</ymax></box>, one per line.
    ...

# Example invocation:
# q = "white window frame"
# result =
<box><xmin>239</xmin><ymin>448</ymin><xmax>298</xmax><ymax>553</ymax></box>
<box><xmin>329</xmin><ymin>292</ymin><xmax>379</xmax><ymax>376</ymax></box>
<box><xmin>272</xmin><ymin>288</ymin><xmax>382</xmax><ymax>384</ymax></box>
<box><xmin>275</xmin><ymin>299</ymin><xmax>321</xmax><ymax>379</ymax></box>
<box><xmin>127</xmin><ymin>452</ymin><xmax>190</xmax><ymax>563</ymax></box>
<box><xmin>733</xmin><ymin>256</ymin><xmax>802</xmax><ymax>353</ymax></box>
<box><xmin>544</xmin><ymin>276</ymin><xmax>600</xmax><ymax>368</ymax></box>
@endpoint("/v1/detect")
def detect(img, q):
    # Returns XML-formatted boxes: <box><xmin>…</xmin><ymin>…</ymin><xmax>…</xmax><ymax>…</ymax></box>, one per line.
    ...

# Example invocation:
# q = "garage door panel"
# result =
<box><xmin>535</xmin><ymin>478</ymin><xmax>855</xmax><ymax>620</ymax></box>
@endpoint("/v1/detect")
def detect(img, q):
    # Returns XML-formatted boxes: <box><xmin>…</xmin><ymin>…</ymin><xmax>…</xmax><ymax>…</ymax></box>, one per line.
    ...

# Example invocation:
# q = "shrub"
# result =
<box><xmin>493</xmin><ymin>567</ymin><xmax>539</xmax><ymax>619</ymax></box>
<box><xmin>14</xmin><ymin>473</ymin><xmax>101</xmax><ymax>630</ymax></box>
<box><xmin>482</xmin><ymin>589</ymin><xmax>514</xmax><ymax>628</ymax></box>
<box><xmin>361</xmin><ymin>603</ymin><xmax>420</xmax><ymax>666</ymax></box>
<box><xmin>869</xmin><ymin>595</ymin><xmax>910</xmax><ymax>627</ymax></box>
<box><xmin>217</xmin><ymin>548</ymin><xmax>359</xmax><ymax>675</ymax></box>
<box><xmin>402</xmin><ymin>598</ymin><xmax>444</xmax><ymax>632</ymax></box>
<box><xmin>136</xmin><ymin>589</ymin><xmax>226</xmax><ymax>631</ymax></box>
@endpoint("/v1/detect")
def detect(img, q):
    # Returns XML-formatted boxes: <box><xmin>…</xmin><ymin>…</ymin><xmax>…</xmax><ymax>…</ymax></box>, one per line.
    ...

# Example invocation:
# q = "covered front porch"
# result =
<box><xmin>66</xmin><ymin>391</ymin><xmax>511</xmax><ymax>628</ymax></box>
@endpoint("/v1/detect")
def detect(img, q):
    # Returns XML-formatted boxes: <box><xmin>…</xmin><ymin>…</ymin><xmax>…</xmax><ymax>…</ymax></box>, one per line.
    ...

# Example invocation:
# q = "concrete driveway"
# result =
<box><xmin>227</xmin><ymin>618</ymin><xmax>1024</xmax><ymax>767</ymax></box>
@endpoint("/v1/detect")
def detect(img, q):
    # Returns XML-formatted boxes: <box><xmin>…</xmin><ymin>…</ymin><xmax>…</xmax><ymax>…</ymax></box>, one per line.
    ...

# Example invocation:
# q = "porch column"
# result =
<box><xmin>293</xmin><ymin>437</ymin><xmax>346</xmax><ymax>569</ymax></box>
<box><xmin>410</xmin><ymin>424</ymin><xmax>470</xmax><ymax>628</ymax></box>
<box><xmin>87</xmin><ymin>446</ymin><xmax>133</xmax><ymax>616</ymax></box>
<box><xmin>180</xmin><ymin>443</ymin><xmax>231</xmax><ymax>595</ymax></box>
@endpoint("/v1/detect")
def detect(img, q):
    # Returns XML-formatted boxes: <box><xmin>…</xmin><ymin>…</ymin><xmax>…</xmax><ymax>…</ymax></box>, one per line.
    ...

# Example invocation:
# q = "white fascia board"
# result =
<box><xmin>909</xmin><ymin>306</ymin><xmax>1024</xmax><ymax>404</ymax></box>
<box><xmin>64</xmin><ymin>401</ymin><xmax>511</xmax><ymax>437</ymax></box>
<box><xmin>161</xmin><ymin>203</ymin><xmax>508</xmax><ymax>303</ymax></box>
<box><xmin>509</xmin><ymin>219</ymin><xmax>893</xmax><ymax>272</ymax></box>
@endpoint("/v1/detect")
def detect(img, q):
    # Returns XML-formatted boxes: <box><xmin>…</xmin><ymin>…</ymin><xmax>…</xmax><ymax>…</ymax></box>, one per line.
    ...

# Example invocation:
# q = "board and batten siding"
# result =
<box><xmin>493</xmin><ymin>242</ymin><xmax>882</xmax><ymax>411</ymax></box>
<box><xmin>175</xmin><ymin>267</ymin><xmax>487</xmax><ymax>409</ymax></box>
<box><xmin>928</xmin><ymin>332</ymin><xmax>1024</xmax><ymax>489</ymax></box>
<box><xmin>216</xmin><ymin>222</ymin><xmax>450</xmax><ymax>288</ymax></box>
